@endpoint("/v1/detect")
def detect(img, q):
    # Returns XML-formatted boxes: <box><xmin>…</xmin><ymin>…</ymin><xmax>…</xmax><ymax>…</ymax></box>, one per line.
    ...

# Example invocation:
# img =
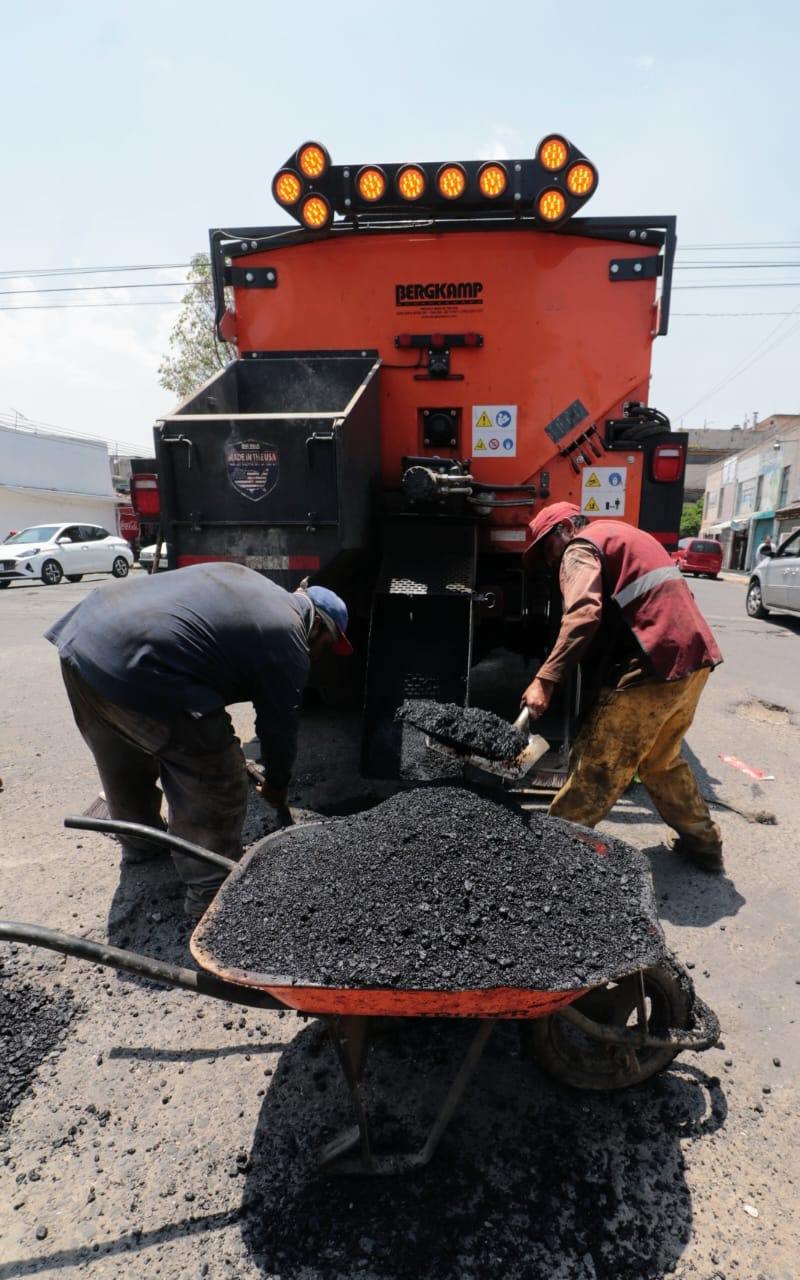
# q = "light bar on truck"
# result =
<box><xmin>396</xmin><ymin>164</ymin><xmax>427</xmax><ymax>200</ymax></box>
<box><xmin>478</xmin><ymin>162</ymin><xmax>508</xmax><ymax>198</ymax></box>
<box><xmin>299</xmin><ymin>193</ymin><xmax>332</xmax><ymax>229</ymax></box>
<box><xmin>269</xmin><ymin>134</ymin><xmax>598</xmax><ymax>229</ymax></box>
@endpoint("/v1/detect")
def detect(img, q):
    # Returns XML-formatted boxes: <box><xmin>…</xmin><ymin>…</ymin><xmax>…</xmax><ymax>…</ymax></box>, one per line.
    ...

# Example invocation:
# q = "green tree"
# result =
<box><xmin>158</xmin><ymin>253</ymin><xmax>234</xmax><ymax>401</ymax></box>
<box><xmin>679</xmin><ymin>497</ymin><xmax>704</xmax><ymax>537</ymax></box>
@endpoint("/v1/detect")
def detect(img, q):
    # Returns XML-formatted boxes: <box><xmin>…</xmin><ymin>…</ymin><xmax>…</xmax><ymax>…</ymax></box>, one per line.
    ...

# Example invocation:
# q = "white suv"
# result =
<box><xmin>0</xmin><ymin>523</ymin><xmax>134</xmax><ymax>588</ymax></box>
<box><xmin>746</xmin><ymin>529</ymin><xmax>800</xmax><ymax>619</ymax></box>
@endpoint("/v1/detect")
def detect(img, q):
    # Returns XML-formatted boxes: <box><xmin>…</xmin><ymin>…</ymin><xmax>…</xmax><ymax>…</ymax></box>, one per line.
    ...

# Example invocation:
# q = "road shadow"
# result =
<box><xmin>0</xmin><ymin>1210</ymin><xmax>239</xmax><ymax>1279</ymax></box>
<box><xmin>106</xmin><ymin>857</ymin><xmax>196</xmax><ymax>974</ymax></box>
<box><xmin>764</xmin><ymin>610</ymin><xmax>800</xmax><ymax>636</ymax></box>
<box><xmin>238</xmin><ymin>1018</ymin><xmax>725</xmax><ymax>1280</ymax></box>
<box><xmin>104</xmin><ymin>784</ymin><xmax>284</xmax><ymax>974</ymax></box>
<box><xmin>643</xmin><ymin>847</ymin><xmax>745</xmax><ymax>927</ymax></box>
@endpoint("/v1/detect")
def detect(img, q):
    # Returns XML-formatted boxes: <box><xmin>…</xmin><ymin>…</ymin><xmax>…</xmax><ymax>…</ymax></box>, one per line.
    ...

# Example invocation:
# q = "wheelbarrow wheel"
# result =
<box><xmin>523</xmin><ymin>959</ymin><xmax>692</xmax><ymax>1090</ymax></box>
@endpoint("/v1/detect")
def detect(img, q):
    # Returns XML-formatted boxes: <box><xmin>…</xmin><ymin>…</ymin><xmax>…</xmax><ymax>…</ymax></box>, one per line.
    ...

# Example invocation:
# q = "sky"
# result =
<box><xmin>2</xmin><ymin>0</ymin><xmax>799</xmax><ymax>454</ymax></box>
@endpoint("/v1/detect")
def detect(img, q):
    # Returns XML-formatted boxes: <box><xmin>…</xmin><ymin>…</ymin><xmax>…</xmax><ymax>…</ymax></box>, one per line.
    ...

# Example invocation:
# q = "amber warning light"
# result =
<box><xmin>269</xmin><ymin>135</ymin><xmax>598</xmax><ymax>229</ymax></box>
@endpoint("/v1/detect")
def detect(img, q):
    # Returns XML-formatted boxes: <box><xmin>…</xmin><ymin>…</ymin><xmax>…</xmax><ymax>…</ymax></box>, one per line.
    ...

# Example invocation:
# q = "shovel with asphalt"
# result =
<box><xmin>424</xmin><ymin>707</ymin><xmax>550</xmax><ymax>783</ymax></box>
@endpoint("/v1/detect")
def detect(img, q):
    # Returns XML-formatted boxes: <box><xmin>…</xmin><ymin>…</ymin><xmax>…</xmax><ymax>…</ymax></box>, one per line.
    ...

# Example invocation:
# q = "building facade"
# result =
<box><xmin>684</xmin><ymin>427</ymin><xmax>751</xmax><ymax>502</ymax></box>
<box><xmin>701</xmin><ymin>415</ymin><xmax>800</xmax><ymax>570</ymax></box>
<box><xmin>0</xmin><ymin>422</ymin><xmax>122</xmax><ymax>539</ymax></box>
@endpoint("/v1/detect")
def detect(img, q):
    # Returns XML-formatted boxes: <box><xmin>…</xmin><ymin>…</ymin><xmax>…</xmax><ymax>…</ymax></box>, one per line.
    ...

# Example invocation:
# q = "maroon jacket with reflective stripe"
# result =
<box><xmin>575</xmin><ymin>521</ymin><xmax>722</xmax><ymax>681</ymax></box>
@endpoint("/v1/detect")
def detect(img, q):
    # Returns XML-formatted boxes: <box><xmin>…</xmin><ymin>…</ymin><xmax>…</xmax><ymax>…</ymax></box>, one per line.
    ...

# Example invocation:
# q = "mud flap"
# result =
<box><xmin>361</xmin><ymin>522</ymin><xmax>476</xmax><ymax>779</ymax></box>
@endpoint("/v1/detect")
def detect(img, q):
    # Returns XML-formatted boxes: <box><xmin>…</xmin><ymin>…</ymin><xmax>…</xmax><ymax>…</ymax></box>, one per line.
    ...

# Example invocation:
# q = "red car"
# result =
<box><xmin>672</xmin><ymin>537</ymin><xmax>723</xmax><ymax>579</ymax></box>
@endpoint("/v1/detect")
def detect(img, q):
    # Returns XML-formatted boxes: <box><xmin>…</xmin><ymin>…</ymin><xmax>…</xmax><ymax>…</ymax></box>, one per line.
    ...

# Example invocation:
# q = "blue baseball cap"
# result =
<box><xmin>306</xmin><ymin>585</ymin><xmax>353</xmax><ymax>656</ymax></box>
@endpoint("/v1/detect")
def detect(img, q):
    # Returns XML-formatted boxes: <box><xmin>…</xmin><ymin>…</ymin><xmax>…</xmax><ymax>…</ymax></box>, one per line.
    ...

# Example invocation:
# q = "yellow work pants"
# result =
<box><xmin>550</xmin><ymin>667</ymin><xmax>721</xmax><ymax>851</ymax></box>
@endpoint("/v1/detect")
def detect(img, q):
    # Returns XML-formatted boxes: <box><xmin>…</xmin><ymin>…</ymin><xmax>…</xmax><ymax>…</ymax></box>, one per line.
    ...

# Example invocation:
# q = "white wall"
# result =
<box><xmin>0</xmin><ymin>424</ymin><xmax>113</xmax><ymax>496</ymax></box>
<box><xmin>0</xmin><ymin>487</ymin><xmax>121</xmax><ymax>541</ymax></box>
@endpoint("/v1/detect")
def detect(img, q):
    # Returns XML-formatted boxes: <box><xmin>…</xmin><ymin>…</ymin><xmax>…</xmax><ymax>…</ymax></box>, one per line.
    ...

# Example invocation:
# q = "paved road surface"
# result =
<box><xmin>0</xmin><ymin>571</ymin><xmax>797</xmax><ymax>1279</ymax></box>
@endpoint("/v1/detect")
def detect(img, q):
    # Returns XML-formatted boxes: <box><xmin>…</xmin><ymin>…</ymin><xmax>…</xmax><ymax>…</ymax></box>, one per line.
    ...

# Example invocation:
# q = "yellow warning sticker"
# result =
<box><xmin>474</xmin><ymin>437</ymin><xmax>487</xmax><ymax>451</ymax></box>
<box><xmin>475</xmin><ymin>411</ymin><xmax>492</xmax><ymax>429</ymax></box>
<box><xmin>585</xmin><ymin>472</ymin><xmax>601</xmax><ymax>487</ymax></box>
<box><xmin>584</xmin><ymin>496</ymin><xmax>600</xmax><ymax>513</ymax></box>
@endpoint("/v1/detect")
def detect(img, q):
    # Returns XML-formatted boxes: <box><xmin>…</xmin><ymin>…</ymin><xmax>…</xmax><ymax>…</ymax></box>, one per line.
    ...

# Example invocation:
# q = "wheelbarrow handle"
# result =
<box><xmin>0</xmin><ymin>920</ymin><xmax>286</xmax><ymax>1011</ymax></box>
<box><xmin>64</xmin><ymin>816</ymin><xmax>236</xmax><ymax>872</ymax></box>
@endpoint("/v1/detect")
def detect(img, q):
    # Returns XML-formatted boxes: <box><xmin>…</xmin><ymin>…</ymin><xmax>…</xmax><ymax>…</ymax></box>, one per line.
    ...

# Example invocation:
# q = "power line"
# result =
<box><xmin>0</xmin><ymin>262</ymin><xmax>190</xmax><ymax>279</ymax></box>
<box><xmin>0</xmin><ymin>300</ymin><xmax>182</xmax><ymax>311</ymax></box>
<box><xmin>672</xmin><ymin>311</ymin><xmax>798</xmax><ymax>317</ymax></box>
<box><xmin>675</xmin><ymin>261</ymin><xmax>800</xmax><ymax>269</ymax></box>
<box><xmin>676</xmin><ymin>304</ymin><xmax>800</xmax><ymax>417</ymax></box>
<box><xmin>0</xmin><ymin>281</ymin><xmax>191</xmax><ymax>297</ymax></box>
<box><xmin>677</xmin><ymin>241</ymin><xmax>800</xmax><ymax>250</ymax></box>
<box><xmin>673</xmin><ymin>281</ymin><xmax>800</xmax><ymax>290</ymax></box>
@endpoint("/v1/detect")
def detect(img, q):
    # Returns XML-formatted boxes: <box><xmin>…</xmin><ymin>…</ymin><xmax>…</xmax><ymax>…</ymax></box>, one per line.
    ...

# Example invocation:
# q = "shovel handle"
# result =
<box><xmin>513</xmin><ymin>708</ymin><xmax>531</xmax><ymax>733</ymax></box>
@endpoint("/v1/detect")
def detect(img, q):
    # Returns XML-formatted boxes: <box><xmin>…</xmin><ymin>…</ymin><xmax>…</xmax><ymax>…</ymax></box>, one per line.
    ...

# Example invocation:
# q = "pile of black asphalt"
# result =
<box><xmin>0</xmin><ymin>953</ymin><xmax>77</xmax><ymax>1128</ymax></box>
<box><xmin>396</xmin><ymin>699</ymin><xmax>527</xmax><ymax>762</ymax></box>
<box><xmin>198</xmin><ymin>785</ymin><xmax>664</xmax><ymax>992</ymax></box>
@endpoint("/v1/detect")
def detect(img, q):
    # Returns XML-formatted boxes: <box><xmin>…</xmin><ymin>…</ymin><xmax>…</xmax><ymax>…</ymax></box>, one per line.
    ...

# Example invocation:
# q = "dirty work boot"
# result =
<box><xmin>183</xmin><ymin>883</ymin><xmax>222</xmax><ymax>922</ymax></box>
<box><xmin>669</xmin><ymin>834</ymin><xmax>724</xmax><ymax>874</ymax></box>
<box><xmin>120</xmin><ymin>841</ymin><xmax>168</xmax><ymax>865</ymax></box>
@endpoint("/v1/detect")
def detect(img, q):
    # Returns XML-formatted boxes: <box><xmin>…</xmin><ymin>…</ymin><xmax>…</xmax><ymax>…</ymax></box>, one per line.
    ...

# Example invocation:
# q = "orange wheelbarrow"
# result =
<box><xmin>1</xmin><ymin>815</ymin><xmax>720</xmax><ymax>1176</ymax></box>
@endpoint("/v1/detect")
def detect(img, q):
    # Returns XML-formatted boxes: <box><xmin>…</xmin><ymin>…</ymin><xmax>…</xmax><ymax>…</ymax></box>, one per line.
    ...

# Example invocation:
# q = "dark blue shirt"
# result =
<box><xmin>46</xmin><ymin>562</ymin><xmax>313</xmax><ymax>787</ymax></box>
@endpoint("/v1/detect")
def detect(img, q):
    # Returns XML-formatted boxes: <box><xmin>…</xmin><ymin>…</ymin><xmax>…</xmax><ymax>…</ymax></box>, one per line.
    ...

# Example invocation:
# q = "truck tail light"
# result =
<box><xmin>652</xmin><ymin>444</ymin><xmax>685</xmax><ymax>483</ymax></box>
<box><xmin>131</xmin><ymin>474</ymin><xmax>160</xmax><ymax>518</ymax></box>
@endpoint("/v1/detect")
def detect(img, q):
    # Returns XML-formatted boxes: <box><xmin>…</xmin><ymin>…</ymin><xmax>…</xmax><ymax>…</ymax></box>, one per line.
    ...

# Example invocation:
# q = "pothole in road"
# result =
<box><xmin>736</xmin><ymin>698</ymin><xmax>794</xmax><ymax>725</ymax></box>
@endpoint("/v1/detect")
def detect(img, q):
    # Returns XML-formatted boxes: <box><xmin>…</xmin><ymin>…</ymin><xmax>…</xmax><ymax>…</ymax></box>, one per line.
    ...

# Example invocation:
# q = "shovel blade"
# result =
<box><xmin>425</xmin><ymin>732</ymin><xmax>550</xmax><ymax>781</ymax></box>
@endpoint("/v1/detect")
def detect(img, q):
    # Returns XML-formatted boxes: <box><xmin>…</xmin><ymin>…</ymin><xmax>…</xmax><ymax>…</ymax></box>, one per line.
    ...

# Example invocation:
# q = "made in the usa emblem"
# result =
<box><xmin>224</xmin><ymin>439</ymin><xmax>279</xmax><ymax>502</ymax></box>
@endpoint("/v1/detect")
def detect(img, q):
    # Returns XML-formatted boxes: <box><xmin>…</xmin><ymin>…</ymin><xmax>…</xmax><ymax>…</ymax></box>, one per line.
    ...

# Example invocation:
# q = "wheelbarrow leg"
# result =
<box><xmin>321</xmin><ymin>1018</ymin><xmax>496</xmax><ymax>1176</ymax></box>
<box><xmin>412</xmin><ymin>1018</ymin><xmax>496</xmax><ymax>1169</ymax></box>
<box><xmin>320</xmin><ymin>1015</ymin><xmax>374</xmax><ymax>1170</ymax></box>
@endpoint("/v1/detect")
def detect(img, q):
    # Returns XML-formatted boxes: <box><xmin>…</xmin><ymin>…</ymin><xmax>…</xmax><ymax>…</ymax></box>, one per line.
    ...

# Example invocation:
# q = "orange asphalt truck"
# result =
<box><xmin>133</xmin><ymin>134</ymin><xmax>686</xmax><ymax>779</ymax></box>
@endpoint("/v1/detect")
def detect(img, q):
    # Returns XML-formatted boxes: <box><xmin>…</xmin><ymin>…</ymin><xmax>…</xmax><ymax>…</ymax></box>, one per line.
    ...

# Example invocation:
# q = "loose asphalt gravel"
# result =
<box><xmin>199</xmin><ymin>785</ymin><xmax>665</xmax><ymax>990</ymax></box>
<box><xmin>0</xmin><ymin>953</ymin><xmax>77</xmax><ymax>1130</ymax></box>
<box><xmin>397</xmin><ymin>699</ymin><xmax>528</xmax><ymax>761</ymax></box>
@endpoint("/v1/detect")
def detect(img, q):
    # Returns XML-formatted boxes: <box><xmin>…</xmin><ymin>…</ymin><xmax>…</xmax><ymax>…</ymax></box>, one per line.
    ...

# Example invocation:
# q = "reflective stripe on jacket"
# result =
<box><xmin>574</xmin><ymin>521</ymin><xmax>722</xmax><ymax>681</ymax></box>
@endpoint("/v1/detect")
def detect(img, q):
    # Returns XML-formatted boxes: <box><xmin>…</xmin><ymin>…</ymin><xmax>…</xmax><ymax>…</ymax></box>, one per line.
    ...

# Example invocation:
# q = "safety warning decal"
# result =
<box><xmin>581</xmin><ymin>466</ymin><xmax>626</xmax><ymax>517</ymax></box>
<box><xmin>472</xmin><ymin>404</ymin><xmax>517</xmax><ymax>458</ymax></box>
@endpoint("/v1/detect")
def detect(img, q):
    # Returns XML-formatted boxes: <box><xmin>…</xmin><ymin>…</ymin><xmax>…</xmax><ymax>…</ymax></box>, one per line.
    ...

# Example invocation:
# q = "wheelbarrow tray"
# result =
<box><xmin>190</xmin><ymin>821</ymin><xmax>624</xmax><ymax>1019</ymax></box>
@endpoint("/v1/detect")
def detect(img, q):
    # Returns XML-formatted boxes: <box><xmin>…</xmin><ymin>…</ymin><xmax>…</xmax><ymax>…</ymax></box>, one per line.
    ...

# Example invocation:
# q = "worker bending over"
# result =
<box><xmin>46</xmin><ymin>563</ymin><xmax>352</xmax><ymax>916</ymax></box>
<box><xmin>521</xmin><ymin>503</ymin><xmax>723</xmax><ymax>872</ymax></box>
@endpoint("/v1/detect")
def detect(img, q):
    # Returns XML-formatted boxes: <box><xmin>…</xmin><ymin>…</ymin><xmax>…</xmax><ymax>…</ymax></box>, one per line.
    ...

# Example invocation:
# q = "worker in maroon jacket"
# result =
<box><xmin>521</xmin><ymin>503</ymin><xmax>724</xmax><ymax>871</ymax></box>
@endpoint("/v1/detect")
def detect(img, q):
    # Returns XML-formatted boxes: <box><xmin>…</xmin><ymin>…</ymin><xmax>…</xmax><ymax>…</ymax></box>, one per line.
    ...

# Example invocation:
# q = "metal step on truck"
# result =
<box><xmin>131</xmin><ymin>134</ymin><xmax>687</xmax><ymax>783</ymax></box>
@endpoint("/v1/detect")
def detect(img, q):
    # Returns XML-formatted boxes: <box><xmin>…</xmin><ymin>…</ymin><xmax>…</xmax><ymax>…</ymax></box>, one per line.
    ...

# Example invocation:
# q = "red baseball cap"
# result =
<box><xmin>521</xmin><ymin>502</ymin><xmax>581</xmax><ymax>569</ymax></box>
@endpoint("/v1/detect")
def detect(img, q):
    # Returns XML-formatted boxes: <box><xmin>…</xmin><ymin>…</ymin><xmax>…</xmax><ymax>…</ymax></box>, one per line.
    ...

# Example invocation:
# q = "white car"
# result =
<box><xmin>137</xmin><ymin>541</ymin><xmax>170</xmax><ymax>572</ymax></box>
<box><xmin>0</xmin><ymin>523</ymin><xmax>134</xmax><ymax>588</ymax></box>
<box><xmin>746</xmin><ymin>529</ymin><xmax>800</xmax><ymax>619</ymax></box>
